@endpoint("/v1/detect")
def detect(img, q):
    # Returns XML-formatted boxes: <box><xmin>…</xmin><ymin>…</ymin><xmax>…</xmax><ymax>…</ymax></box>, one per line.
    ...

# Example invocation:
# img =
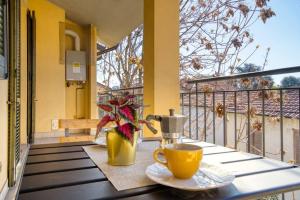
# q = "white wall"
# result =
<box><xmin>227</xmin><ymin>113</ymin><xmax>298</xmax><ymax>162</ymax></box>
<box><xmin>183</xmin><ymin>106</ymin><xmax>298</xmax><ymax>162</ymax></box>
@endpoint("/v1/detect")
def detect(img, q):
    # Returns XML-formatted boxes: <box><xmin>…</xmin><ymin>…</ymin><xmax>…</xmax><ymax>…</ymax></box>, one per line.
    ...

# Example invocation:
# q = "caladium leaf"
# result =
<box><xmin>119</xmin><ymin>105</ymin><xmax>136</xmax><ymax>122</ymax></box>
<box><xmin>126</xmin><ymin>94</ymin><xmax>135</xmax><ymax>100</ymax></box>
<box><xmin>115</xmin><ymin>123</ymin><xmax>135</xmax><ymax>144</ymax></box>
<box><xmin>96</xmin><ymin>92</ymin><xmax>155</xmax><ymax>143</ymax></box>
<box><xmin>95</xmin><ymin>115</ymin><xmax>114</xmax><ymax>139</ymax></box>
<box><xmin>109</xmin><ymin>99</ymin><xmax>119</xmax><ymax>106</ymax></box>
<box><xmin>118</xmin><ymin>94</ymin><xmax>135</xmax><ymax>105</ymax></box>
<box><xmin>118</xmin><ymin>97</ymin><xmax>128</xmax><ymax>106</ymax></box>
<box><xmin>98</xmin><ymin>104</ymin><xmax>113</xmax><ymax>112</ymax></box>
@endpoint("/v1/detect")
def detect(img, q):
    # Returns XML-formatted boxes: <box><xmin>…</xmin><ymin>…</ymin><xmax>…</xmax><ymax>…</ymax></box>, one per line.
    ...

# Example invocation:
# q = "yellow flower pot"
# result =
<box><xmin>106</xmin><ymin>129</ymin><xmax>138</xmax><ymax>166</ymax></box>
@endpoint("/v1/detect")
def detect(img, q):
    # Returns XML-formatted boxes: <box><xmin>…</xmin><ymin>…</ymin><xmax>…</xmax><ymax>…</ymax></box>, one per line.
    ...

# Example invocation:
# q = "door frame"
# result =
<box><xmin>26</xmin><ymin>10</ymin><xmax>36</xmax><ymax>144</ymax></box>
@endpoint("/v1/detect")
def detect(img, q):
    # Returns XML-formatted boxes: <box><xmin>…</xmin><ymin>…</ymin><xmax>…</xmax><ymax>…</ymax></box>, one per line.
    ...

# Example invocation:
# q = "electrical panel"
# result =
<box><xmin>66</xmin><ymin>50</ymin><xmax>86</xmax><ymax>81</ymax></box>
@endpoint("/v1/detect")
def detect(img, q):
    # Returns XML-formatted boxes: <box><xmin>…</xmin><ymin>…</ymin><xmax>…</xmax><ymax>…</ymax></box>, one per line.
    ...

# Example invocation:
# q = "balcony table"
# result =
<box><xmin>17</xmin><ymin>141</ymin><xmax>300</xmax><ymax>200</ymax></box>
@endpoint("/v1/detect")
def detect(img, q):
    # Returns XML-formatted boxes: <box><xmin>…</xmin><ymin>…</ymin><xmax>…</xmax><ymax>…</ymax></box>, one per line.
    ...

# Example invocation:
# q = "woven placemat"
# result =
<box><xmin>83</xmin><ymin>141</ymin><xmax>160</xmax><ymax>191</ymax></box>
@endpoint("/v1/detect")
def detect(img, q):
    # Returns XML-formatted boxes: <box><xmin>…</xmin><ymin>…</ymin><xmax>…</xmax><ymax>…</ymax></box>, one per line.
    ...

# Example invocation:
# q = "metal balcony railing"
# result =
<box><xmin>98</xmin><ymin>66</ymin><xmax>300</xmax><ymax>164</ymax></box>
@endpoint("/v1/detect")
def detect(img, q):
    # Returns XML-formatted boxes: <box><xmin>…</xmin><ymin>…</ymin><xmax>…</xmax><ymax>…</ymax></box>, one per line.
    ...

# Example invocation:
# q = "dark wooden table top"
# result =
<box><xmin>17</xmin><ymin>140</ymin><xmax>300</xmax><ymax>200</ymax></box>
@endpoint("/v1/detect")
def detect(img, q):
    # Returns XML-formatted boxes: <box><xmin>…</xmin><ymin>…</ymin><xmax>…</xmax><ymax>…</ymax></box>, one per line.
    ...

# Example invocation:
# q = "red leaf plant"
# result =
<box><xmin>98</xmin><ymin>104</ymin><xmax>113</xmax><ymax>112</ymax></box>
<box><xmin>96</xmin><ymin>92</ymin><xmax>151</xmax><ymax>144</ymax></box>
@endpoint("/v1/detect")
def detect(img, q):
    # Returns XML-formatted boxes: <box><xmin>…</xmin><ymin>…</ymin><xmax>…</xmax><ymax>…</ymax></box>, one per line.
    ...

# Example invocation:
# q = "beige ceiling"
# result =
<box><xmin>48</xmin><ymin>0</ymin><xmax>143</xmax><ymax>47</ymax></box>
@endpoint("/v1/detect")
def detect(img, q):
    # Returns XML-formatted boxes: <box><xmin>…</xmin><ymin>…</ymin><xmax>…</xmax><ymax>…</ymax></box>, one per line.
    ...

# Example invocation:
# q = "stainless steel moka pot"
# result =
<box><xmin>146</xmin><ymin>109</ymin><xmax>187</xmax><ymax>145</ymax></box>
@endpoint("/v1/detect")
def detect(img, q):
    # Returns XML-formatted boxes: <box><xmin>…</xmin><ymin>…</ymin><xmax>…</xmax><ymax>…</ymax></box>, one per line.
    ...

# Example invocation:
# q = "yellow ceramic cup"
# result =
<box><xmin>153</xmin><ymin>143</ymin><xmax>203</xmax><ymax>179</ymax></box>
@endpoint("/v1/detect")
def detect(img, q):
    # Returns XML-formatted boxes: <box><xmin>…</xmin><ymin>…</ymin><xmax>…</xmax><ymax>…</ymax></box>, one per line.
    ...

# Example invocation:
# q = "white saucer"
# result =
<box><xmin>145</xmin><ymin>162</ymin><xmax>235</xmax><ymax>191</ymax></box>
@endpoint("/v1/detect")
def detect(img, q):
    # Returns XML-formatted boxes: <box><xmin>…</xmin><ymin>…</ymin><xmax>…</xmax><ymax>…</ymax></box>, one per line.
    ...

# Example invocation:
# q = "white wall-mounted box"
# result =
<box><xmin>66</xmin><ymin>51</ymin><xmax>86</xmax><ymax>81</ymax></box>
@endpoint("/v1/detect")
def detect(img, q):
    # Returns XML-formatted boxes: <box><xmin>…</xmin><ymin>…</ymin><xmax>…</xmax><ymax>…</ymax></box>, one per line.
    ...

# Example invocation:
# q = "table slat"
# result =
<box><xmin>20</xmin><ymin>168</ymin><xmax>106</xmax><ymax>193</ymax></box>
<box><xmin>202</xmin><ymin>146</ymin><xmax>235</xmax><ymax>155</ymax></box>
<box><xmin>30</xmin><ymin>141</ymin><xmax>95</xmax><ymax>149</ymax></box>
<box><xmin>27</xmin><ymin>152</ymin><xmax>89</xmax><ymax>164</ymax></box>
<box><xmin>24</xmin><ymin>159</ymin><xmax>95</xmax><ymax>176</ymax></box>
<box><xmin>203</xmin><ymin>151</ymin><xmax>262</xmax><ymax>163</ymax></box>
<box><xmin>221</xmin><ymin>158</ymin><xmax>294</xmax><ymax>177</ymax></box>
<box><xmin>18</xmin><ymin>181</ymin><xmax>162</xmax><ymax>200</ymax></box>
<box><xmin>28</xmin><ymin>146</ymin><xmax>83</xmax><ymax>155</ymax></box>
<box><xmin>181</xmin><ymin>140</ymin><xmax>216</xmax><ymax>147</ymax></box>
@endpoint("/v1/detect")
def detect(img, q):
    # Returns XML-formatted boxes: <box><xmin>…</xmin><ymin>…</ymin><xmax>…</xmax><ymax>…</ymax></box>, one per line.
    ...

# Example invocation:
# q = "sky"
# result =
<box><xmin>241</xmin><ymin>0</ymin><xmax>300</xmax><ymax>84</ymax></box>
<box><xmin>97</xmin><ymin>0</ymin><xmax>300</xmax><ymax>86</ymax></box>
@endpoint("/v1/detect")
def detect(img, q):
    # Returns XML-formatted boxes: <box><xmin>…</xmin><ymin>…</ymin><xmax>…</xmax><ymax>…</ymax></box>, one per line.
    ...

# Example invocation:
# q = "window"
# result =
<box><xmin>0</xmin><ymin>1</ymin><xmax>7</xmax><ymax>79</ymax></box>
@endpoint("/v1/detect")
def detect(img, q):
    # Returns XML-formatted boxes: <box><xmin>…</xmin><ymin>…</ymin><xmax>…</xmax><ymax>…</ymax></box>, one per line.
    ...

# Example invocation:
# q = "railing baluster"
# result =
<box><xmin>204</xmin><ymin>92</ymin><xmax>207</xmax><ymax>142</ymax></box>
<box><xmin>213</xmin><ymin>92</ymin><xmax>216</xmax><ymax>144</ymax></box>
<box><xmin>280</xmin><ymin>89</ymin><xmax>284</xmax><ymax>161</ymax></box>
<box><xmin>189</xmin><ymin>92</ymin><xmax>192</xmax><ymax>138</ymax></box>
<box><xmin>234</xmin><ymin>91</ymin><xmax>237</xmax><ymax>149</ymax></box>
<box><xmin>181</xmin><ymin>93</ymin><xmax>185</xmax><ymax>136</ymax></box>
<box><xmin>181</xmin><ymin>93</ymin><xmax>184</xmax><ymax>115</ymax></box>
<box><xmin>262</xmin><ymin>90</ymin><xmax>266</xmax><ymax>157</ymax></box>
<box><xmin>247</xmin><ymin>91</ymin><xmax>250</xmax><ymax>153</ymax></box>
<box><xmin>223</xmin><ymin>91</ymin><xmax>226</xmax><ymax>146</ymax></box>
<box><xmin>196</xmin><ymin>83</ymin><xmax>199</xmax><ymax>140</ymax></box>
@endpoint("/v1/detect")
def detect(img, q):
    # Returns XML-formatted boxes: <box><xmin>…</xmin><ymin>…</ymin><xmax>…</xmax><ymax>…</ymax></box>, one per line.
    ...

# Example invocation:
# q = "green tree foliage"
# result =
<box><xmin>280</xmin><ymin>76</ymin><xmax>300</xmax><ymax>87</ymax></box>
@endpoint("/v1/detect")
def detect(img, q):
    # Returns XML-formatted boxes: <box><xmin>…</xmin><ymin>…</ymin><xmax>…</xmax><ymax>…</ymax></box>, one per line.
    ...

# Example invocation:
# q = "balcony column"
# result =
<box><xmin>143</xmin><ymin>0</ymin><xmax>180</xmax><ymax>136</ymax></box>
<box><xmin>88</xmin><ymin>25</ymin><xmax>98</xmax><ymax>131</ymax></box>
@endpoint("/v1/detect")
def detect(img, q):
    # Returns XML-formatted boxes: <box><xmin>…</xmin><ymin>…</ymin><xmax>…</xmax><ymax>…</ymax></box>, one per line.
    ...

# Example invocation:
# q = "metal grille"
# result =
<box><xmin>8</xmin><ymin>0</ymin><xmax>21</xmax><ymax>186</ymax></box>
<box><xmin>15</xmin><ymin>0</ymin><xmax>21</xmax><ymax>164</ymax></box>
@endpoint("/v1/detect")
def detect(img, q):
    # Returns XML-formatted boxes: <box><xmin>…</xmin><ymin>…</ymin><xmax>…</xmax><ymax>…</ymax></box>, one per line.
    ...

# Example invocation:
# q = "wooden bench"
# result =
<box><xmin>59</xmin><ymin>119</ymin><xmax>99</xmax><ymax>137</ymax></box>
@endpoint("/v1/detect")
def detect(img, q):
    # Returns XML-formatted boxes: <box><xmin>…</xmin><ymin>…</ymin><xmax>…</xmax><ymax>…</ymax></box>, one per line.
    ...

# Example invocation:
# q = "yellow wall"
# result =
<box><xmin>64</xmin><ymin>21</ymin><xmax>98</xmax><ymax>122</ymax></box>
<box><xmin>143</xmin><ymin>0</ymin><xmax>180</xmax><ymax>136</ymax></box>
<box><xmin>19</xmin><ymin>0</ymin><xmax>98</xmax><ymax>136</ymax></box>
<box><xmin>0</xmin><ymin>80</ymin><xmax>8</xmax><ymax>192</ymax></box>
<box><xmin>64</xmin><ymin>22</ymin><xmax>98</xmax><ymax>121</ymax></box>
<box><xmin>87</xmin><ymin>25</ymin><xmax>98</xmax><ymax>120</ymax></box>
<box><xmin>27</xmin><ymin>0</ymin><xmax>66</xmax><ymax>134</ymax></box>
<box><xmin>65</xmin><ymin>20</ymin><xmax>89</xmax><ymax>120</ymax></box>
